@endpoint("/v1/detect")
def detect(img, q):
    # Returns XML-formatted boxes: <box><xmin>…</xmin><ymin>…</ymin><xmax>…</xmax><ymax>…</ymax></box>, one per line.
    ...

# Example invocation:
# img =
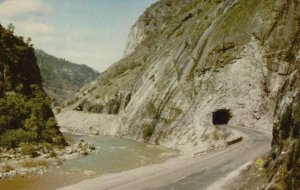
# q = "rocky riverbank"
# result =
<box><xmin>56</xmin><ymin>110</ymin><xmax>246</xmax><ymax>157</ymax></box>
<box><xmin>0</xmin><ymin>140</ymin><xmax>95</xmax><ymax>179</ymax></box>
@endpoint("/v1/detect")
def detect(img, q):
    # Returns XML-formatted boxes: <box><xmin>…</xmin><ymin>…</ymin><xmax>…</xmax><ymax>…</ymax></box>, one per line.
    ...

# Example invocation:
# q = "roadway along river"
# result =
<box><xmin>58</xmin><ymin>126</ymin><xmax>272</xmax><ymax>190</ymax></box>
<box><xmin>0</xmin><ymin>135</ymin><xmax>177</xmax><ymax>190</ymax></box>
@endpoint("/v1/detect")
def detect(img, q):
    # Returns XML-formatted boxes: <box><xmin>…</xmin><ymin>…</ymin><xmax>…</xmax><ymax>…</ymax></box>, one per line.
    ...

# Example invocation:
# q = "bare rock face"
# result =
<box><xmin>124</xmin><ymin>1</ymin><xmax>174</xmax><ymax>56</ymax></box>
<box><xmin>64</xmin><ymin>0</ymin><xmax>299</xmax><ymax>157</ymax></box>
<box><xmin>264</xmin><ymin>60</ymin><xmax>300</xmax><ymax>189</ymax></box>
<box><xmin>264</xmin><ymin>94</ymin><xmax>300</xmax><ymax>189</ymax></box>
<box><xmin>124</xmin><ymin>19</ymin><xmax>146</xmax><ymax>56</ymax></box>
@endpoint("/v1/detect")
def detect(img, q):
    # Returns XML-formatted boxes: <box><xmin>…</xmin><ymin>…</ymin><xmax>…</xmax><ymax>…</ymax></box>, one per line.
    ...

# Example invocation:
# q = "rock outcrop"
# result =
<box><xmin>265</xmin><ymin>62</ymin><xmax>299</xmax><ymax>189</ymax></box>
<box><xmin>64</xmin><ymin>0</ymin><xmax>299</xmax><ymax>157</ymax></box>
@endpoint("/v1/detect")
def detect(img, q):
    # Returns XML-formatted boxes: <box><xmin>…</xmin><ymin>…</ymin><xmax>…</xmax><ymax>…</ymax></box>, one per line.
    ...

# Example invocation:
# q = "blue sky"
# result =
<box><xmin>0</xmin><ymin>0</ymin><xmax>157</xmax><ymax>71</ymax></box>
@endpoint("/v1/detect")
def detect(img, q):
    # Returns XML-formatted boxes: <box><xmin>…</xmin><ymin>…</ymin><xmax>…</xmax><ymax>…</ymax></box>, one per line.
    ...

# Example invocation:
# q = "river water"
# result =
<box><xmin>0</xmin><ymin>135</ymin><xmax>177</xmax><ymax>190</ymax></box>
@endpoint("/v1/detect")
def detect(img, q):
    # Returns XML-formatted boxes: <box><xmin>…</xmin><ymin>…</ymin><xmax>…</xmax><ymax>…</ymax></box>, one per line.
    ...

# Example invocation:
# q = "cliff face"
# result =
<box><xmin>0</xmin><ymin>25</ymin><xmax>65</xmax><ymax>148</ymax></box>
<box><xmin>265</xmin><ymin>67</ymin><xmax>299</xmax><ymax>188</ymax></box>
<box><xmin>65</xmin><ymin>0</ymin><xmax>299</xmax><ymax>151</ymax></box>
<box><xmin>35</xmin><ymin>50</ymin><xmax>99</xmax><ymax>104</ymax></box>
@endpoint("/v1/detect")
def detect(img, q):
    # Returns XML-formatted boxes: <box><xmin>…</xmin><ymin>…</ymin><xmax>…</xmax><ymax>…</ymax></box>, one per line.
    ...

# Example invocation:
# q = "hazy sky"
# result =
<box><xmin>0</xmin><ymin>0</ymin><xmax>156</xmax><ymax>72</ymax></box>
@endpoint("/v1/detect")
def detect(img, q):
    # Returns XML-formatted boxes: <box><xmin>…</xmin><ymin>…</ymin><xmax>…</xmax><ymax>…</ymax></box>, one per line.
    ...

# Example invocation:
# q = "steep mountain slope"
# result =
<box><xmin>265</xmin><ymin>70</ymin><xmax>299</xmax><ymax>189</ymax></box>
<box><xmin>35</xmin><ymin>50</ymin><xmax>99</xmax><ymax>104</ymax></box>
<box><xmin>64</xmin><ymin>0</ymin><xmax>298</xmax><ymax>148</ymax></box>
<box><xmin>0</xmin><ymin>25</ymin><xmax>65</xmax><ymax>148</ymax></box>
<box><xmin>60</xmin><ymin>0</ymin><xmax>299</xmax><ymax>188</ymax></box>
<box><xmin>60</xmin><ymin>3</ymin><xmax>299</xmax><ymax>186</ymax></box>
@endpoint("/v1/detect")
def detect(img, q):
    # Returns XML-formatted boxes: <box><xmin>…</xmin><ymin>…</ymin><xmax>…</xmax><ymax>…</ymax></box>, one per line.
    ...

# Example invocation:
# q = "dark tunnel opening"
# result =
<box><xmin>212</xmin><ymin>109</ymin><xmax>232</xmax><ymax>125</ymax></box>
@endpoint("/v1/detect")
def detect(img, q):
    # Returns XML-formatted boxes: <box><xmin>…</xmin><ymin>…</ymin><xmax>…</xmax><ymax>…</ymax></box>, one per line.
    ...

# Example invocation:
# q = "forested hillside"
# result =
<box><xmin>35</xmin><ymin>50</ymin><xmax>99</xmax><ymax>104</ymax></box>
<box><xmin>0</xmin><ymin>24</ymin><xmax>65</xmax><ymax>149</ymax></box>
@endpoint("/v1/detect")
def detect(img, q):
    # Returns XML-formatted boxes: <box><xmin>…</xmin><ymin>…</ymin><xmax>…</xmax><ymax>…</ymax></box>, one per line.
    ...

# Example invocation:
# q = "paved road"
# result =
<box><xmin>59</xmin><ymin>126</ymin><xmax>271</xmax><ymax>190</ymax></box>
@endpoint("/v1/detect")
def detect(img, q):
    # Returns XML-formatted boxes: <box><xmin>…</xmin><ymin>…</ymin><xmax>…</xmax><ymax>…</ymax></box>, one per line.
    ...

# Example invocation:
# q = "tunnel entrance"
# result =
<box><xmin>212</xmin><ymin>109</ymin><xmax>232</xmax><ymax>125</ymax></box>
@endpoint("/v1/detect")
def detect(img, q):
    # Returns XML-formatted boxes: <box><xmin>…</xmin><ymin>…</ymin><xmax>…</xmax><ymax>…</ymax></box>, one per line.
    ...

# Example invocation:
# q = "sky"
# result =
<box><xmin>0</xmin><ymin>0</ymin><xmax>157</xmax><ymax>72</ymax></box>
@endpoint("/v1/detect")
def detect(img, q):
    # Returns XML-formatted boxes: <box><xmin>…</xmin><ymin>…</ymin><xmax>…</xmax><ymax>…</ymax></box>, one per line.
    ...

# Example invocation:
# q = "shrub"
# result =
<box><xmin>22</xmin><ymin>160</ymin><xmax>48</xmax><ymax>168</ymax></box>
<box><xmin>294</xmin><ymin>103</ymin><xmax>300</xmax><ymax>127</ymax></box>
<box><xmin>0</xmin><ymin>116</ymin><xmax>13</xmax><ymax>133</ymax></box>
<box><xmin>2</xmin><ymin>164</ymin><xmax>14</xmax><ymax>173</ymax></box>
<box><xmin>40</xmin><ymin>142</ymin><xmax>52</xmax><ymax>150</ymax></box>
<box><xmin>45</xmin><ymin>117</ymin><xmax>57</xmax><ymax>129</ymax></box>
<box><xmin>280</xmin><ymin>108</ymin><xmax>293</xmax><ymax>139</ymax></box>
<box><xmin>0</xmin><ymin>25</ymin><xmax>65</xmax><ymax>149</ymax></box>
<box><xmin>56</xmin><ymin>107</ymin><xmax>62</xmax><ymax>114</ymax></box>
<box><xmin>0</xmin><ymin>81</ymin><xmax>4</xmax><ymax>97</ymax></box>
<box><xmin>20</xmin><ymin>143</ymin><xmax>39</xmax><ymax>158</ymax></box>
<box><xmin>0</xmin><ymin>129</ymin><xmax>37</xmax><ymax>148</ymax></box>
<box><xmin>52</xmin><ymin>135</ymin><xmax>64</xmax><ymax>145</ymax></box>
<box><xmin>49</xmin><ymin>151</ymin><xmax>57</xmax><ymax>158</ymax></box>
<box><xmin>292</xmin><ymin>103</ymin><xmax>300</xmax><ymax>138</ymax></box>
<box><xmin>142</xmin><ymin>124</ymin><xmax>155</xmax><ymax>141</ymax></box>
<box><xmin>24</xmin><ymin>116</ymin><xmax>39</xmax><ymax>133</ymax></box>
<box><xmin>146</xmin><ymin>101</ymin><xmax>159</xmax><ymax>119</ymax></box>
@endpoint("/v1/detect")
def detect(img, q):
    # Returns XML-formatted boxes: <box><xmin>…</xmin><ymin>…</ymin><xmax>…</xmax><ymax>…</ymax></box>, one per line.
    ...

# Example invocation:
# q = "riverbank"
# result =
<box><xmin>0</xmin><ymin>134</ymin><xmax>177</xmax><ymax>190</ymax></box>
<box><xmin>56</xmin><ymin>110</ymin><xmax>118</xmax><ymax>136</ymax></box>
<box><xmin>56</xmin><ymin>110</ymin><xmax>245</xmax><ymax>155</ymax></box>
<box><xmin>0</xmin><ymin>136</ymin><xmax>94</xmax><ymax>179</ymax></box>
<box><xmin>58</xmin><ymin>126</ymin><xmax>271</xmax><ymax>190</ymax></box>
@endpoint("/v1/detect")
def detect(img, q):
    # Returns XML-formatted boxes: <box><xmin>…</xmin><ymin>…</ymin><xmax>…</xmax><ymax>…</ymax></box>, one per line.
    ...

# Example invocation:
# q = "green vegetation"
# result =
<box><xmin>21</xmin><ymin>143</ymin><xmax>39</xmax><ymax>158</ymax></box>
<box><xmin>6</xmin><ymin>23</ymin><xmax>15</xmax><ymax>33</ymax></box>
<box><xmin>0</xmin><ymin>24</ymin><xmax>65</xmax><ymax>150</ymax></box>
<box><xmin>0</xmin><ymin>129</ymin><xmax>37</xmax><ymax>148</ymax></box>
<box><xmin>146</xmin><ymin>101</ymin><xmax>160</xmax><ymax>119</ymax></box>
<box><xmin>2</xmin><ymin>164</ymin><xmax>14</xmax><ymax>173</ymax></box>
<box><xmin>35</xmin><ymin>50</ymin><xmax>99</xmax><ymax>103</ymax></box>
<box><xmin>280</xmin><ymin>107</ymin><xmax>293</xmax><ymax>139</ymax></box>
<box><xmin>22</xmin><ymin>159</ymin><xmax>48</xmax><ymax>168</ymax></box>
<box><xmin>293</xmin><ymin>103</ymin><xmax>300</xmax><ymax>136</ymax></box>
<box><xmin>142</xmin><ymin>123</ymin><xmax>155</xmax><ymax>141</ymax></box>
<box><xmin>0</xmin><ymin>92</ymin><xmax>64</xmax><ymax>148</ymax></box>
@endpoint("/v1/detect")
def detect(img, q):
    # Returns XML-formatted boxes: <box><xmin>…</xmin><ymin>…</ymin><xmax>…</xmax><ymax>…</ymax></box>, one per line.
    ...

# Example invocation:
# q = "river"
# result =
<box><xmin>0</xmin><ymin>134</ymin><xmax>177</xmax><ymax>190</ymax></box>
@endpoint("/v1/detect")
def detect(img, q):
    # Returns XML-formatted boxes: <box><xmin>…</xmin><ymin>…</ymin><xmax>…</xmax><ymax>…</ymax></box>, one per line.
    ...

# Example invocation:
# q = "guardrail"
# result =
<box><xmin>226</xmin><ymin>137</ymin><xmax>243</xmax><ymax>146</ymax></box>
<box><xmin>192</xmin><ymin>136</ymin><xmax>243</xmax><ymax>158</ymax></box>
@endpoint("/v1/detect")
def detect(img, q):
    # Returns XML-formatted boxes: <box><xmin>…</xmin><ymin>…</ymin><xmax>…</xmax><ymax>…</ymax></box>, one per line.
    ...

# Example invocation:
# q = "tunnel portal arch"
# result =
<box><xmin>212</xmin><ymin>109</ymin><xmax>232</xmax><ymax>125</ymax></box>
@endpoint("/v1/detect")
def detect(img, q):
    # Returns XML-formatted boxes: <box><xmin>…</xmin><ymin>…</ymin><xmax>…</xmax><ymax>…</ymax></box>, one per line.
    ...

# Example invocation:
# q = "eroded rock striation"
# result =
<box><xmin>63</xmin><ymin>1</ymin><xmax>299</xmax><ymax>185</ymax></box>
<box><xmin>265</xmin><ymin>63</ymin><xmax>300</xmax><ymax>188</ymax></box>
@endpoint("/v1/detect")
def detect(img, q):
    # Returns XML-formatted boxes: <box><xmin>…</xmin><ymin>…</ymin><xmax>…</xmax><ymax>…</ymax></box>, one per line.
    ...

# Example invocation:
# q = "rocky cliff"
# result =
<box><xmin>0</xmin><ymin>24</ymin><xmax>65</xmax><ymax>148</ymax></box>
<box><xmin>35</xmin><ymin>50</ymin><xmax>99</xmax><ymax>104</ymax></box>
<box><xmin>265</xmin><ymin>65</ymin><xmax>299</xmax><ymax>188</ymax></box>
<box><xmin>63</xmin><ymin>0</ymin><xmax>299</xmax><ymax>159</ymax></box>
